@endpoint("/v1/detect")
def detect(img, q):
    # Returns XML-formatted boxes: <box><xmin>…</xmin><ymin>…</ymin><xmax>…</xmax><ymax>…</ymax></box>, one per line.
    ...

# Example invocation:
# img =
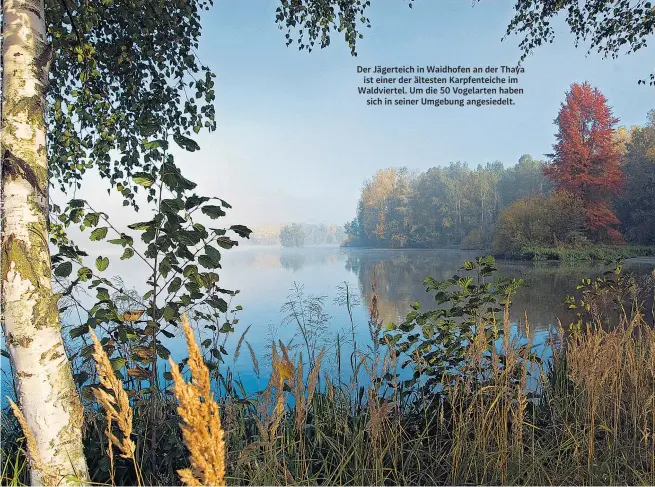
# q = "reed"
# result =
<box><xmin>168</xmin><ymin>314</ymin><xmax>227</xmax><ymax>486</ymax></box>
<box><xmin>89</xmin><ymin>327</ymin><xmax>142</xmax><ymax>485</ymax></box>
<box><xmin>2</xmin><ymin>278</ymin><xmax>654</xmax><ymax>486</ymax></box>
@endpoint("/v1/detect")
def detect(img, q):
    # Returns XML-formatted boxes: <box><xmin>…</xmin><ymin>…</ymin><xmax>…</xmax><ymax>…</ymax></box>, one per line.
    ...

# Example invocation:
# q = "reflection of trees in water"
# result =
<box><xmin>280</xmin><ymin>253</ymin><xmax>307</xmax><ymax>272</ymax></box>
<box><xmin>246</xmin><ymin>251</ymin><xmax>284</xmax><ymax>269</ymax></box>
<box><xmin>345</xmin><ymin>250</ymin><xmax>655</xmax><ymax>333</ymax></box>
<box><xmin>231</xmin><ymin>247</ymin><xmax>348</xmax><ymax>272</ymax></box>
<box><xmin>347</xmin><ymin>250</ymin><xmax>479</xmax><ymax>328</ymax></box>
<box><xmin>278</xmin><ymin>249</ymin><xmax>347</xmax><ymax>271</ymax></box>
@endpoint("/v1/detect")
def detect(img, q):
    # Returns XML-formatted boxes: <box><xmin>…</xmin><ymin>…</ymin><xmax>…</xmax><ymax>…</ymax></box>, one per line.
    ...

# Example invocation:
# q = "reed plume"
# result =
<box><xmin>89</xmin><ymin>327</ymin><xmax>141</xmax><ymax>485</ymax></box>
<box><xmin>168</xmin><ymin>314</ymin><xmax>226</xmax><ymax>486</ymax></box>
<box><xmin>7</xmin><ymin>399</ymin><xmax>57</xmax><ymax>485</ymax></box>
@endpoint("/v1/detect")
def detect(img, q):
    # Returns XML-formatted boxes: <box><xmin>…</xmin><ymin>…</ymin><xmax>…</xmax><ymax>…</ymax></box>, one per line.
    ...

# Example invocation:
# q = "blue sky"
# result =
<box><xmin>75</xmin><ymin>0</ymin><xmax>655</xmax><ymax>228</ymax></box>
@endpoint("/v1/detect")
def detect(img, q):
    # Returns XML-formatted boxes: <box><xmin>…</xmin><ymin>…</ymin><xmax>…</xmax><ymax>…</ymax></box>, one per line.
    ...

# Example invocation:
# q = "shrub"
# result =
<box><xmin>493</xmin><ymin>191</ymin><xmax>586</xmax><ymax>254</ymax></box>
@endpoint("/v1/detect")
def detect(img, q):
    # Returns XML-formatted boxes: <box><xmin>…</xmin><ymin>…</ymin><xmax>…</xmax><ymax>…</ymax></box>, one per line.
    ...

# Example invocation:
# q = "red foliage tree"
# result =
<box><xmin>544</xmin><ymin>82</ymin><xmax>624</xmax><ymax>243</ymax></box>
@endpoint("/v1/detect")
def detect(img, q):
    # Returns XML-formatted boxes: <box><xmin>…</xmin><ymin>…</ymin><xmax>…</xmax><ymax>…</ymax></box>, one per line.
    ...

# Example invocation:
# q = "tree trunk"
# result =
<box><xmin>1</xmin><ymin>0</ymin><xmax>89</xmax><ymax>484</ymax></box>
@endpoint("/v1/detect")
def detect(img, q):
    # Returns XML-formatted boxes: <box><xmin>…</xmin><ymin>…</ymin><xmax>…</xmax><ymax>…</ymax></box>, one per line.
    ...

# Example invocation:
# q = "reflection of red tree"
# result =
<box><xmin>544</xmin><ymin>82</ymin><xmax>624</xmax><ymax>243</ymax></box>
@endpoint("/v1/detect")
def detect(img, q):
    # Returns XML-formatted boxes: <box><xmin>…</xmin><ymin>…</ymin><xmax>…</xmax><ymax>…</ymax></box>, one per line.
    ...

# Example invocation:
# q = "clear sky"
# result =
<box><xmin>72</xmin><ymin>0</ymin><xmax>654</xmax><ymax>229</ymax></box>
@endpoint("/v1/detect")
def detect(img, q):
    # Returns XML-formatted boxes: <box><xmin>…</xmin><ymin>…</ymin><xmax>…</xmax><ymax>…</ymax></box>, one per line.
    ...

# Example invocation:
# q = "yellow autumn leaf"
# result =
<box><xmin>123</xmin><ymin>309</ymin><xmax>145</xmax><ymax>322</ymax></box>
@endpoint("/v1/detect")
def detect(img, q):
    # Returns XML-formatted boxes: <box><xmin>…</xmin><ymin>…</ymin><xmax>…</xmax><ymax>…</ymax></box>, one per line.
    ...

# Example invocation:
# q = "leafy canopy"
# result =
<box><xmin>497</xmin><ymin>0</ymin><xmax>655</xmax><ymax>85</ymax></box>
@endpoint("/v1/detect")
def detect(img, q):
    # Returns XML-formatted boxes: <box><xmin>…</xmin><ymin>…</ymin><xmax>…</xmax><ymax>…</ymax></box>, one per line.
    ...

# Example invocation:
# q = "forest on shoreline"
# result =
<box><xmin>344</xmin><ymin>86</ymin><xmax>655</xmax><ymax>260</ymax></box>
<box><xmin>246</xmin><ymin>223</ymin><xmax>346</xmax><ymax>247</ymax></box>
<box><xmin>1</xmin><ymin>0</ymin><xmax>654</xmax><ymax>485</ymax></box>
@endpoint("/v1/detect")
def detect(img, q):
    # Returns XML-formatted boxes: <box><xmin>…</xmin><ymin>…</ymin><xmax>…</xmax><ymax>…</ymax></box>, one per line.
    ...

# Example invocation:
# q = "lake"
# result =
<box><xmin>2</xmin><ymin>246</ymin><xmax>654</xmax><ymax>400</ymax></box>
<box><xmin>160</xmin><ymin>246</ymin><xmax>654</xmax><ymax>393</ymax></box>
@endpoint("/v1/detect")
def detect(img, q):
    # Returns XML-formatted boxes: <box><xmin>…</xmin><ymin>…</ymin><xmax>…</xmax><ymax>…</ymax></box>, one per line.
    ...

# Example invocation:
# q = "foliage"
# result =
<box><xmin>346</xmin><ymin>158</ymin><xmax>550</xmax><ymax>249</ymax></box>
<box><xmin>493</xmin><ymin>191</ymin><xmax>586</xmax><ymax>254</ymax></box>
<box><xmin>383</xmin><ymin>256</ymin><xmax>525</xmax><ymax>395</ymax></box>
<box><xmin>46</xmin><ymin>0</ymin><xmax>217</xmax><ymax>205</ymax></box>
<box><xmin>498</xmin><ymin>0</ymin><xmax>655</xmax><ymax>85</ymax></box>
<box><xmin>49</xmin><ymin>163</ymin><xmax>250</xmax><ymax>428</ymax></box>
<box><xmin>497</xmin><ymin>154</ymin><xmax>553</xmax><ymax>206</ymax></box>
<box><xmin>346</xmin><ymin>106</ymin><xmax>655</xmax><ymax>253</ymax></box>
<box><xmin>616</xmin><ymin>110</ymin><xmax>655</xmax><ymax>244</ymax></box>
<box><xmin>280</xmin><ymin>223</ymin><xmax>306</xmax><ymax>247</ymax></box>
<box><xmin>544</xmin><ymin>82</ymin><xmax>624</xmax><ymax>242</ymax></box>
<box><xmin>5</xmin><ymin>259</ymin><xmax>654</xmax><ymax>486</ymax></box>
<box><xmin>275</xmin><ymin>0</ymin><xmax>412</xmax><ymax>56</ymax></box>
<box><xmin>498</xmin><ymin>244</ymin><xmax>655</xmax><ymax>262</ymax></box>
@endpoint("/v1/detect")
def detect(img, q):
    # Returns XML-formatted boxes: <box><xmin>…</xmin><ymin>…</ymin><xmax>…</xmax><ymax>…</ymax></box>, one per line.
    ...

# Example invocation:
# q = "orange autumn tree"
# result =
<box><xmin>544</xmin><ymin>82</ymin><xmax>624</xmax><ymax>243</ymax></box>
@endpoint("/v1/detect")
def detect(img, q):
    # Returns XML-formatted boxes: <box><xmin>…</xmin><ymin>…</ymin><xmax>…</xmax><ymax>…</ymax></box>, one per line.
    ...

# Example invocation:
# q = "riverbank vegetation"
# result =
<box><xmin>2</xmin><ymin>0</ymin><xmax>654</xmax><ymax>484</ymax></box>
<box><xmin>344</xmin><ymin>93</ymin><xmax>655</xmax><ymax>262</ymax></box>
<box><xmin>2</xmin><ymin>257</ymin><xmax>654</xmax><ymax>485</ymax></box>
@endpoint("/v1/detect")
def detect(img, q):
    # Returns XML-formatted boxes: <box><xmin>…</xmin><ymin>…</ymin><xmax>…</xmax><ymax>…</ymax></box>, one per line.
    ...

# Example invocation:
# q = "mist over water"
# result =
<box><xmin>161</xmin><ymin>246</ymin><xmax>654</xmax><ymax>393</ymax></box>
<box><xmin>3</xmin><ymin>246</ymin><xmax>652</xmax><ymax>401</ymax></box>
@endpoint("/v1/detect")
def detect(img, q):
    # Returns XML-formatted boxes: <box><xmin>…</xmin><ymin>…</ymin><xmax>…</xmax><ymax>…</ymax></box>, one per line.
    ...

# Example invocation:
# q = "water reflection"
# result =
<box><xmin>225</xmin><ymin>246</ymin><xmax>655</xmax><ymax>337</ymax></box>
<box><xmin>345</xmin><ymin>249</ymin><xmax>654</xmax><ymax>332</ymax></box>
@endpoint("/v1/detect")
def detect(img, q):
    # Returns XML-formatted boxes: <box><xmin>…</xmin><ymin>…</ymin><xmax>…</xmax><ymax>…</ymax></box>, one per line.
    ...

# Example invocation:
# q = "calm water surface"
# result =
<box><xmin>164</xmin><ymin>246</ymin><xmax>654</xmax><ymax>391</ymax></box>
<box><xmin>2</xmin><ymin>246</ymin><xmax>654</xmax><ymax>399</ymax></box>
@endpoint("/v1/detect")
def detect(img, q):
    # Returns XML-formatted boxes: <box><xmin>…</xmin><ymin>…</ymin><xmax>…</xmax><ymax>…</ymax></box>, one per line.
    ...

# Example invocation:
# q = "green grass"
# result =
<box><xmin>497</xmin><ymin>244</ymin><xmax>655</xmax><ymax>262</ymax></box>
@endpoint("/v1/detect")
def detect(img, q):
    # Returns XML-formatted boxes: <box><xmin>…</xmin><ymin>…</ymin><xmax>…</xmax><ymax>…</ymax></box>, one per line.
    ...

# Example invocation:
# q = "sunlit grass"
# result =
<box><xmin>2</xmin><ymin>293</ymin><xmax>654</xmax><ymax>486</ymax></box>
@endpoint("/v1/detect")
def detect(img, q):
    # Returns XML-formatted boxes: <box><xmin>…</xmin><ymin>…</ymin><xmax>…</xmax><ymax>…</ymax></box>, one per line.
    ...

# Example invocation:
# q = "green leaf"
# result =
<box><xmin>162</xmin><ymin>305</ymin><xmax>178</xmax><ymax>322</ymax></box>
<box><xmin>110</xmin><ymin>357</ymin><xmax>127</xmax><ymax>371</ymax></box>
<box><xmin>156</xmin><ymin>344</ymin><xmax>171</xmax><ymax>359</ymax></box>
<box><xmin>77</xmin><ymin>267</ymin><xmax>93</xmax><ymax>281</ymax></box>
<box><xmin>132</xmin><ymin>172</ymin><xmax>155</xmax><ymax>187</ymax></box>
<box><xmin>205</xmin><ymin>245</ymin><xmax>221</xmax><ymax>265</ymax></box>
<box><xmin>90</xmin><ymin>227</ymin><xmax>108</xmax><ymax>241</ymax></box>
<box><xmin>95</xmin><ymin>256</ymin><xmax>110</xmax><ymax>272</ymax></box>
<box><xmin>96</xmin><ymin>287</ymin><xmax>111</xmax><ymax>301</ymax></box>
<box><xmin>160</xmin><ymin>328</ymin><xmax>175</xmax><ymax>339</ymax></box>
<box><xmin>215</xmin><ymin>236</ymin><xmax>237</xmax><ymax>249</ymax></box>
<box><xmin>120</xmin><ymin>248</ymin><xmax>135</xmax><ymax>260</ymax></box>
<box><xmin>173</xmin><ymin>133</ymin><xmax>201</xmax><ymax>152</ymax></box>
<box><xmin>185</xmin><ymin>195</ymin><xmax>210</xmax><ymax>210</ymax></box>
<box><xmin>54</xmin><ymin>261</ymin><xmax>73</xmax><ymax>278</ymax></box>
<box><xmin>177</xmin><ymin>230</ymin><xmax>201</xmax><ymax>246</ymax></box>
<box><xmin>69</xmin><ymin>199</ymin><xmax>85</xmax><ymax>208</ymax></box>
<box><xmin>69</xmin><ymin>325</ymin><xmax>89</xmax><ymax>339</ymax></box>
<box><xmin>198</xmin><ymin>254</ymin><xmax>220</xmax><ymax>269</ymax></box>
<box><xmin>230</xmin><ymin>225</ymin><xmax>252</xmax><ymax>239</ymax></box>
<box><xmin>83</xmin><ymin>212</ymin><xmax>101</xmax><ymax>227</ymax></box>
<box><xmin>183</xmin><ymin>265</ymin><xmax>198</xmax><ymax>278</ymax></box>
<box><xmin>74</xmin><ymin>371</ymin><xmax>90</xmax><ymax>386</ymax></box>
<box><xmin>128</xmin><ymin>220</ymin><xmax>155</xmax><ymax>231</ymax></box>
<box><xmin>207</xmin><ymin>297</ymin><xmax>228</xmax><ymax>312</ymax></box>
<box><xmin>168</xmin><ymin>277</ymin><xmax>182</xmax><ymax>294</ymax></box>
<box><xmin>143</xmin><ymin>139</ymin><xmax>168</xmax><ymax>151</ymax></box>
<box><xmin>161</xmin><ymin>198</ymin><xmax>184</xmax><ymax>215</ymax></box>
<box><xmin>201</xmin><ymin>205</ymin><xmax>225</xmax><ymax>219</ymax></box>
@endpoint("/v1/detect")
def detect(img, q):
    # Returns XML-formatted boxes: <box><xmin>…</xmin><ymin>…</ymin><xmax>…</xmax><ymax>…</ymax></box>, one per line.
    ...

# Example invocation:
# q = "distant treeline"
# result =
<box><xmin>247</xmin><ymin>223</ymin><xmax>346</xmax><ymax>247</ymax></box>
<box><xmin>345</xmin><ymin>95</ymin><xmax>655</xmax><ymax>254</ymax></box>
<box><xmin>344</xmin><ymin>156</ymin><xmax>552</xmax><ymax>250</ymax></box>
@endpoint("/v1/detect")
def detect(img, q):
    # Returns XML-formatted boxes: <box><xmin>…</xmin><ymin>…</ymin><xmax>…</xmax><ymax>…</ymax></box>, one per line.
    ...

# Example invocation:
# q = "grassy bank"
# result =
<box><xmin>2</xmin><ymin>261</ymin><xmax>654</xmax><ymax>486</ymax></box>
<box><xmin>496</xmin><ymin>244</ymin><xmax>655</xmax><ymax>262</ymax></box>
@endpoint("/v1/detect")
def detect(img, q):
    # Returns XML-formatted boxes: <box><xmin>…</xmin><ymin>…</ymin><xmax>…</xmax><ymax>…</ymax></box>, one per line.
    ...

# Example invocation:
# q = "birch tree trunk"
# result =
<box><xmin>1</xmin><ymin>0</ymin><xmax>89</xmax><ymax>484</ymax></box>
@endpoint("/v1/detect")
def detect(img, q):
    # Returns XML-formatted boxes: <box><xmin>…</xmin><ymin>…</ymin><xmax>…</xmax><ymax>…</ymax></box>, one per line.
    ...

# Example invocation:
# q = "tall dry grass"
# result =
<box><xmin>167</xmin><ymin>314</ymin><xmax>226</xmax><ymax>486</ymax></box>
<box><xmin>3</xmin><ymin>294</ymin><xmax>654</xmax><ymax>486</ymax></box>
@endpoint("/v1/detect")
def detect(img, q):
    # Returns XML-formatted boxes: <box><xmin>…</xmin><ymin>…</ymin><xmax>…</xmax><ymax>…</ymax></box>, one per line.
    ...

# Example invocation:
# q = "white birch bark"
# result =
<box><xmin>1</xmin><ymin>0</ymin><xmax>89</xmax><ymax>484</ymax></box>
